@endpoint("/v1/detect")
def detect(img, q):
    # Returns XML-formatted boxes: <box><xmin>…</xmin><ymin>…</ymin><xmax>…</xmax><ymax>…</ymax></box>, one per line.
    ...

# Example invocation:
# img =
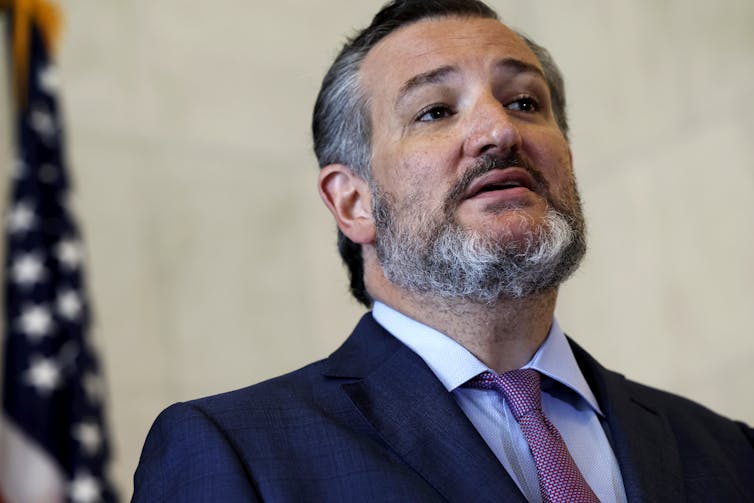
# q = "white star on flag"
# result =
<box><xmin>11</xmin><ymin>252</ymin><xmax>47</xmax><ymax>287</ymax></box>
<box><xmin>69</xmin><ymin>471</ymin><xmax>102</xmax><ymax>503</ymax></box>
<box><xmin>24</xmin><ymin>357</ymin><xmax>61</xmax><ymax>394</ymax></box>
<box><xmin>29</xmin><ymin>104</ymin><xmax>57</xmax><ymax>140</ymax></box>
<box><xmin>72</xmin><ymin>422</ymin><xmax>103</xmax><ymax>456</ymax></box>
<box><xmin>57</xmin><ymin>289</ymin><xmax>83</xmax><ymax>320</ymax></box>
<box><xmin>56</xmin><ymin>239</ymin><xmax>83</xmax><ymax>270</ymax></box>
<box><xmin>38</xmin><ymin>64</ymin><xmax>60</xmax><ymax>94</ymax></box>
<box><xmin>18</xmin><ymin>304</ymin><xmax>54</xmax><ymax>340</ymax></box>
<box><xmin>6</xmin><ymin>202</ymin><xmax>36</xmax><ymax>233</ymax></box>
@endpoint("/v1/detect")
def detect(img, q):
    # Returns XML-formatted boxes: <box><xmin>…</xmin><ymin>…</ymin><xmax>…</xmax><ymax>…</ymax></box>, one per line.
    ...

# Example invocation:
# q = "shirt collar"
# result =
<box><xmin>371</xmin><ymin>301</ymin><xmax>603</xmax><ymax>416</ymax></box>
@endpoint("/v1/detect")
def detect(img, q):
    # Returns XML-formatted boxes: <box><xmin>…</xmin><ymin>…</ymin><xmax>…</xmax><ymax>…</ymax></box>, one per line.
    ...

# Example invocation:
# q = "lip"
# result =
<box><xmin>463</xmin><ymin>168</ymin><xmax>538</xmax><ymax>200</ymax></box>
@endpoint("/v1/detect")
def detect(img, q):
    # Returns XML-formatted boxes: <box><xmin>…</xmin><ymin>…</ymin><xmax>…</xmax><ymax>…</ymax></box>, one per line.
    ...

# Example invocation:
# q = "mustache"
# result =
<box><xmin>443</xmin><ymin>152</ymin><xmax>550</xmax><ymax>212</ymax></box>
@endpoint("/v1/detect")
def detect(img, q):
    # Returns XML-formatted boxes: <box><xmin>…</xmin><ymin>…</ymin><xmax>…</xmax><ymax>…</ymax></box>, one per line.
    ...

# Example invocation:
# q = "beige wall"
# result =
<box><xmin>38</xmin><ymin>0</ymin><xmax>754</xmax><ymax>496</ymax></box>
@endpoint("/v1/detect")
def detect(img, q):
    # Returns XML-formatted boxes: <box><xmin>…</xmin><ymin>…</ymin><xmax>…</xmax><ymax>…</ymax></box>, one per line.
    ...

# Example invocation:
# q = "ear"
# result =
<box><xmin>318</xmin><ymin>164</ymin><xmax>375</xmax><ymax>245</ymax></box>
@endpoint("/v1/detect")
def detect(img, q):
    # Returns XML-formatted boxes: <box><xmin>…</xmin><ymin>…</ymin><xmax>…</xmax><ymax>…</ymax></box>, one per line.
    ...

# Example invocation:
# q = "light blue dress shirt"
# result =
<box><xmin>372</xmin><ymin>302</ymin><xmax>627</xmax><ymax>503</ymax></box>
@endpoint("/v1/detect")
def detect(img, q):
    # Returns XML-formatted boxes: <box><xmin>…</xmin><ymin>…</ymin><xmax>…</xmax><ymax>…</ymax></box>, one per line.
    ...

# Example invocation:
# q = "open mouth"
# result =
<box><xmin>477</xmin><ymin>181</ymin><xmax>526</xmax><ymax>192</ymax></box>
<box><xmin>464</xmin><ymin>168</ymin><xmax>537</xmax><ymax>199</ymax></box>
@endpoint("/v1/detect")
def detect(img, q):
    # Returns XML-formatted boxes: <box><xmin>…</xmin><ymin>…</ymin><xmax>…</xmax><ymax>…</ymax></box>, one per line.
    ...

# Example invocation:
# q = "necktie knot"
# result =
<box><xmin>465</xmin><ymin>369</ymin><xmax>542</xmax><ymax>420</ymax></box>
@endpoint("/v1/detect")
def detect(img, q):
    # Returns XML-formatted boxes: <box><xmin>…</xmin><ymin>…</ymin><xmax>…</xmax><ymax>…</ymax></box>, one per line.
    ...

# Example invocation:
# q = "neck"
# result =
<box><xmin>369</xmin><ymin>268</ymin><xmax>558</xmax><ymax>373</ymax></box>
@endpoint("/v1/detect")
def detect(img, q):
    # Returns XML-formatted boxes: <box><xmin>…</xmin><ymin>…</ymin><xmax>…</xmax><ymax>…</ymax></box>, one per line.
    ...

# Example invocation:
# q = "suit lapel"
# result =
<box><xmin>325</xmin><ymin>315</ymin><xmax>526</xmax><ymax>503</ymax></box>
<box><xmin>570</xmin><ymin>340</ymin><xmax>685</xmax><ymax>503</ymax></box>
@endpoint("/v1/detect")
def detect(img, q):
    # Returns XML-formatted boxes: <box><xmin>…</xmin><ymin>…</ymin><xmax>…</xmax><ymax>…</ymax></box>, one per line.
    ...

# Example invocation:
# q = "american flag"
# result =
<box><xmin>0</xmin><ymin>5</ymin><xmax>117</xmax><ymax>502</ymax></box>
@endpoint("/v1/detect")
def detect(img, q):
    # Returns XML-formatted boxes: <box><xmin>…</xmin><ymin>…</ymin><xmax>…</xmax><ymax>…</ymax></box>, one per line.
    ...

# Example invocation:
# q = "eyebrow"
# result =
<box><xmin>494</xmin><ymin>58</ymin><xmax>545</xmax><ymax>81</ymax></box>
<box><xmin>396</xmin><ymin>65</ymin><xmax>458</xmax><ymax>106</ymax></box>
<box><xmin>395</xmin><ymin>58</ymin><xmax>546</xmax><ymax>108</ymax></box>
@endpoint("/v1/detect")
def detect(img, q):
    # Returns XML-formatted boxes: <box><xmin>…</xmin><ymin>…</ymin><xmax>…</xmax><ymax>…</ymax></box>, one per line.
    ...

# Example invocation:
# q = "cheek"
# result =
<box><xmin>550</xmin><ymin>150</ymin><xmax>575</xmax><ymax>189</ymax></box>
<box><xmin>379</xmin><ymin>142</ymin><xmax>459</xmax><ymax>200</ymax></box>
<box><xmin>523</xmin><ymin>132</ymin><xmax>573</xmax><ymax>191</ymax></box>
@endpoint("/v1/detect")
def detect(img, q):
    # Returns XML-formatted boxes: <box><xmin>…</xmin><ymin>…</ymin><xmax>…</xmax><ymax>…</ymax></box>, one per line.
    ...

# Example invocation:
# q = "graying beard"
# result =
<box><xmin>375</xmin><ymin>205</ymin><xmax>585</xmax><ymax>303</ymax></box>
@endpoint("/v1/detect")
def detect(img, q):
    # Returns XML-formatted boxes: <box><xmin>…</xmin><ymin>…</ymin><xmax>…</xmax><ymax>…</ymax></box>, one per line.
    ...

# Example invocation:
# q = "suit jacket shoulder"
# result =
<box><xmin>133</xmin><ymin>315</ymin><xmax>524</xmax><ymax>502</ymax></box>
<box><xmin>132</xmin><ymin>400</ymin><xmax>261</xmax><ymax>501</ymax></box>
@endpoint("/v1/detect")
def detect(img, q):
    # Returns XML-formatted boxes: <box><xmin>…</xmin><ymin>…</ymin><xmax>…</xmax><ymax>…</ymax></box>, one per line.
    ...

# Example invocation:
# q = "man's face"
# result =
<box><xmin>358</xmin><ymin>16</ymin><xmax>585</xmax><ymax>300</ymax></box>
<box><xmin>361</xmin><ymin>16</ymin><xmax>579</xmax><ymax>241</ymax></box>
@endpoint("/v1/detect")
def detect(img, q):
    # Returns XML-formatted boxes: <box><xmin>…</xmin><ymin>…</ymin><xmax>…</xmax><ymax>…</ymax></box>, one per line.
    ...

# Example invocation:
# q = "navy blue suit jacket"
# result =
<box><xmin>132</xmin><ymin>314</ymin><xmax>754</xmax><ymax>501</ymax></box>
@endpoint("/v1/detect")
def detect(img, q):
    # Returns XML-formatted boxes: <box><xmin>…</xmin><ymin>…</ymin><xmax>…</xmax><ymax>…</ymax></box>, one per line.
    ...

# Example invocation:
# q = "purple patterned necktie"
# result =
<box><xmin>466</xmin><ymin>369</ymin><xmax>601</xmax><ymax>503</ymax></box>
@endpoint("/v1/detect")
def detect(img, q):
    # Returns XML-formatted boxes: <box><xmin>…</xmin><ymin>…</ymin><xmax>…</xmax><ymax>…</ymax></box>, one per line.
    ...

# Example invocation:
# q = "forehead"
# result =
<box><xmin>360</xmin><ymin>16</ymin><xmax>542</xmax><ymax>101</ymax></box>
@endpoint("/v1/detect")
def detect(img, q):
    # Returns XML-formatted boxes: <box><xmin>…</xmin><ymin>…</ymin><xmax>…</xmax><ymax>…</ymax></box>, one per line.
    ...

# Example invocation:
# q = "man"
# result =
<box><xmin>132</xmin><ymin>1</ymin><xmax>754</xmax><ymax>501</ymax></box>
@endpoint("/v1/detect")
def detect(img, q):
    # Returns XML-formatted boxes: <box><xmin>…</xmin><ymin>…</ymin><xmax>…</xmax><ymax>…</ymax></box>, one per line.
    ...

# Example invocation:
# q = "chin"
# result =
<box><xmin>465</xmin><ymin>206</ymin><xmax>547</xmax><ymax>237</ymax></box>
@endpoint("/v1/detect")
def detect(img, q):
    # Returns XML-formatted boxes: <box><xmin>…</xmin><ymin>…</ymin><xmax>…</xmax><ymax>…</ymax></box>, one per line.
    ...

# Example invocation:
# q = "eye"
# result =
<box><xmin>506</xmin><ymin>96</ymin><xmax>539</xmax><ymax>113</ymax></box>
<box><xmin>416</xmin><ymin>104</ymin><xmax>455</xmax><ymax>122</ymax></box>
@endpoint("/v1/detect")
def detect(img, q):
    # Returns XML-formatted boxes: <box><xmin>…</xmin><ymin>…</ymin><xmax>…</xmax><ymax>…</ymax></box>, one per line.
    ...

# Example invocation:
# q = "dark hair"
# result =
<box><xmin>311</xmin><ymin>0</ymin><xmax>569</xmax><ymax>307</ymax></box>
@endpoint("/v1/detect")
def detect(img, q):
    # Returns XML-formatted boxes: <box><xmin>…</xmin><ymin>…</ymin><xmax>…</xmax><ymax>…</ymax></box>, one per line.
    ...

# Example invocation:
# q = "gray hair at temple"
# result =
<box><xmin>311</xmin><ymin>0</ymin><xmax>570</xmax><ymax>307</ymax></box>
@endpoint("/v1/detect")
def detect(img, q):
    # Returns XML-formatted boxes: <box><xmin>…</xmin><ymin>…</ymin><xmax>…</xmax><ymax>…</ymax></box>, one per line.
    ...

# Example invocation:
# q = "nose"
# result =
<box><xmin>462</xmin><ymin>93</ymin><xmax>522</xmax><ymax>159</ymax></box>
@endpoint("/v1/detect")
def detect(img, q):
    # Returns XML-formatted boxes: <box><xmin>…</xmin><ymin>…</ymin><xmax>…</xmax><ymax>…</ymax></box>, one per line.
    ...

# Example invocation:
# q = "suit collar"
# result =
<box><xmin>325</xmin><ymin>314</ymin><xmax>527</xmax><ymax>502</ymax></box>
<box><xmin>322</xmin><ymin>313</ymin><xmax>404</xmax><ymax>379</ymax></box>
<box><xmin>569</xmin><ymin>338</ymin><xmax>685</xmax><ymax>503</ymax></box>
